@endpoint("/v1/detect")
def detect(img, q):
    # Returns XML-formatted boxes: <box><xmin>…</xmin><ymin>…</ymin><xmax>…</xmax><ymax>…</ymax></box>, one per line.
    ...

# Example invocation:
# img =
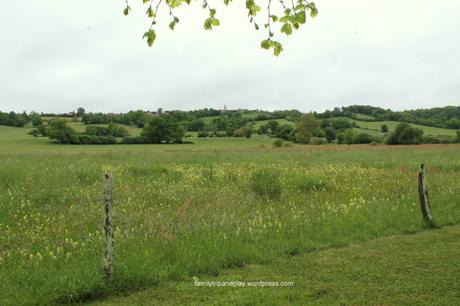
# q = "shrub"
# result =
<box><xmin>46</xmin><ymin>120</ymin><xmax>76</xmax><ymax>144</ymax></box>
<box><xmin>273</xmin><ymin>139</ymin><xmax>283</xmax><ymax>148</ymax></box>
<box><xmin>108</xmin><ymin>124</ymin><xmax>129</xmax><ymax>137</ymax></box>
<box><xmin>323</xmin><ymin>127</ymin><xmax>336</xmax><ymax>143</ymax></box>
<box><xmin>344</xmin><ymin>129</ymin><xmax>355</xmax><ymax>145</ymax></box>
<box><xmin>336</xmin><ymin>133</ymin><xmax>345</xmax><ymax>144</ymax></box>
<box><xmin>36</xmin><ymin>124</ymin><xmax>48</xmax><ymax>136</ymax></box>
<box><xmin>386</xmin><ymin>123</ymin><xmax>423</xmax><ymax>145</ymax></box>
<box><xmin>275</xmin><ymin>124</ymin><xmax>295</xmax><ymax>141</ymax></box>
<box><xmin>250</xmin><ymin>168</ymin><xmax>282</xmax><ymax>200</ymax></box>
<box><xmin>31</xmin><ymin>114</ymin><xmax>42</xmax><ymax>127</ymax></box>
<box><xmin>330</xmin><ymin>118</ymin><xmax>353</xmax><ymax>130</ymax></box>
<box><xmin>244</xmin><ymin>127</ymin><xmax>252</xmax><ymax>139</ymax></box>
<box><xmin>141</xmin><ymin>115</ymin><xmax>184</xmax><ymax>143</ymax></box>
<box><xmin>294</xmin><ymin>113</ymin><xmax>322</xmax><ymax>144</ymax></box>
<box><xmin>354</xmin><ymin>133</ymin><xmax>374</xmax><ymax>144</ymax></box>
<box><xmin>28</xmin><ymin>129</ymin><xmax>40</xmax><ymax>138</ymax></box>
<box><xmin>73</xmin><ymin>135</ymin><xmax>117</xmax><ymax>145</ymax></box>
<box><xmin>233</xmin><ymin>127</ymin><xmax>252</xmax><ymax>138</ymax></box>
<box><xmin>381</xmin><ymin>124</ymin><xmax>389</xmax><ymax>133</ymax></box>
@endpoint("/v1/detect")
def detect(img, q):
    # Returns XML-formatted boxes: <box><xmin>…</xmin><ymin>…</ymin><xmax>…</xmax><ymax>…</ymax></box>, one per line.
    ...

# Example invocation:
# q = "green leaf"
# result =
<box><xmin>204</xmin><ymin>18</ymin><xmax>213</xmax><ymax>30</ymax></box>
<box><xmin>309</xmin><ymin>2</ymin><xmax>318</xmax><ymax>18</ymax></box>
<box><xmin>143</xmin><ymin>30</ymin><xmax>157</xmax><ymax>47</ymax></box>
<box><xmin>211</xmin><ymin>18</ymin><xmax>220</xmax><ymax>26</ymax></box>
<box><xmin>310</xmin><ymin>8</ymin><xmax>318</xmax><ymax>18</ymax></box>
<box><xmin>281</xmin><ymin>23</ymin><xmax>293</xmax><ymax>35</ymax></box>
<box><xmin>147</xmin><ymin>7</ymin><xmax>155</xmax><ymax>18</ymax></box>
<box><xmin>296</xmin><ymin>11</ymin><xmax>306</xmax><ymax>24</ymax></box>
<box><xmin>273</xmin><ymin>43</ymin><xmax>283</xmax><ymax>56</ymax></box>
<box><xmin>260</xmin><ymin>39</ymin><xmax>271</xmax><ymax>50</ymax></box>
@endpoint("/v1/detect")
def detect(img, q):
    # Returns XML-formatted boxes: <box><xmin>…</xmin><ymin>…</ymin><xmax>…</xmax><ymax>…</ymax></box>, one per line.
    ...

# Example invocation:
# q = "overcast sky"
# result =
<box><xmin>1</xmin><ymin>0</ymin><xmax>459</xmax><ymax>113</ymax></box>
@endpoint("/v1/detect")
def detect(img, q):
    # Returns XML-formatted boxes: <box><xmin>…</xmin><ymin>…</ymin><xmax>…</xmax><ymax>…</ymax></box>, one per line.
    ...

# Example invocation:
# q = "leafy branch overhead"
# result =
<box><xmin>123</xmin><ymin>0</ymin><xmax>318</xmax><ymax>56</ymax></box>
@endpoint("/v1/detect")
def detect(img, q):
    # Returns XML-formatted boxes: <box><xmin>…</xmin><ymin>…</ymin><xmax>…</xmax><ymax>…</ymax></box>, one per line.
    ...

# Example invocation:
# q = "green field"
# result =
<box><xmin>350</xmin><ymin>119</ymin><xmax>457</xmax><ymax>136</ymax></box>
<box><xmin>1</xmin><ymin>126</ymin><xmax>460</xmax><ymax>305</ymax></box>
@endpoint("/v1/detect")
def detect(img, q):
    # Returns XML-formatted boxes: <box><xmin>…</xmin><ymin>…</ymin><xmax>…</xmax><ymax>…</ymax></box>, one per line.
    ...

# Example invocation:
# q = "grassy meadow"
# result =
<box><xmin>1</xmin><ymin>126</ymin><xmax>460</xmax><ymax>305</ymax></box>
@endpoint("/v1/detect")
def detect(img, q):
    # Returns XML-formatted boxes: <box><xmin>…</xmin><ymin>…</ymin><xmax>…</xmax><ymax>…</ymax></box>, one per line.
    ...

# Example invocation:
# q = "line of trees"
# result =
<box><xmin>318</xmin><ymin>105</ymin><xmax>460</xmax><ymax>129</ymax></box>
<box><xmin>33</xmin><ymin>115</ymin><xmax>185</xmax><ymax>145</ymax></box>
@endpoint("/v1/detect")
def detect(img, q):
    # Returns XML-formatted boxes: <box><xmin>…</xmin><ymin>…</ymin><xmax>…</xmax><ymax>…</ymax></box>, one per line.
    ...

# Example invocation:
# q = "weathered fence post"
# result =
<box><xmin>103</xmin><ymin>173</ymin><xmax>114</xmax><ymax>280</ymax></box>
<box><xmin>418</xmin><ymin>164</ymin><xmax>434</xmax><ymax>227</ymax></box>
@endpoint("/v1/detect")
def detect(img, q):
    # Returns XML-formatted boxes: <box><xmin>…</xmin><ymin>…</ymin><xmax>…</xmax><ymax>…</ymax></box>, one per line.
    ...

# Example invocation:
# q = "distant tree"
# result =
<box><xmin>386</xmin><ymin>123</ymin><xmax>423</xmax><ymax>145</ymax></box>
<box><xmin>28</xmin><ymin>129</ymin><xmax>40</xmax><ymax>138</ymax></box>
<box><xmin>336</xmin><ymin>133</ymin><xmax>345</xmax><ymax>144</ymax></box>
<box><xmin>381</xmin><ymin>124</ymin><xmax>389</xmax><ymax>133</ymax></box>
<box><xmin>233</xmin><ymin>127</ymin><xmax>252</xmax><ymax>138</ymax></box>
<box><xmin>37</xmin><ymin>124</ymin><xmax>48</xmax><ymax>137</ymax></box>
<box><xmin>354</xmin><ymin>133</ymin><xmax>374</xmax><ymax>144</ymax></box>
<box><xmin>187</xmin><ymin>119</ymin><xmax>206</xmax><ymax>131</ymax></box>
<box><xmin>330</xmin><ymin>118</ymin><xmax>353</xmax><ymax>131</ymax></box>
<box><xmin>456</xmin><ymin>130</ymin><xmax>460</xmax><ymax>143</ymax></box>
<box><xmin>225</xmin><ymin>127</ymin><xmax>235</xmax><ymax>137</ymax></box>
<box><xmin>344</xmin><ymin>129</ymin><xmax>355</xmax><ymax>145</ymax></box>
<box><xmin>266</xmin><ymin>120</ymin><xmax>280</xmax><ymax>135</ymax></box>
<box><xmin>257</xmin><ymin>124</ymin><xmax>269</xmax><ymax>135</ymax></box>
<box><xmin>0</xmin><ymin>111</ymin><xmax>30</xmax><ymax>127</ymax></box>
<box><xmin>294</xmin><ymin>113</ymin><xmax>321</xmax><ymax>144</ymax></box>
<box><xmin>320</xmin><ymin>119</ymin><xmax>330</xmax><ymax>129</ymax></box>
<box><xmin>46</xmin><ymin>120</ymin><xmax>76</xmax><ymax>144</ymax></box>
<box><xmin>76</xmin><ymin>107</ymin><xmax>86</xmax><ymax>117</ymax></box>
<box><xmin>275</xmin><ymin>124</ymin><xmax>295</xmax><ymax>141</ymax></box>
<box><xmin>30</xmin><ymin>113</ymin><xmax>42</xmax><ymax>127</ymax></box>
<box><xmin>141</xmin><ymin>115</ymin><xmax>184</xmax><ymax>143</ymax></box>
<box><xmin>244</xmin><ymin>127</ymin><xmax>253</xmax><ymax>139</ymax></box>
<box><xmin>323</xmin><ymin>127</ymin><xmax>336</xmax><ymax>143</ymax></box>
<box><xmin>446</xmin><ymin>118</ymin><xmax>460</xmax><ymax>129</ymax></box>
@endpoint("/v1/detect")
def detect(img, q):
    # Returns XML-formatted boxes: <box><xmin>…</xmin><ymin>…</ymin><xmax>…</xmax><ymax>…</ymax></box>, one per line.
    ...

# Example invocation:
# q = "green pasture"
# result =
<box><xmin>0</xmin><ymin>126</ymin><xmax>459</xmax><ymax>305</ymax></box>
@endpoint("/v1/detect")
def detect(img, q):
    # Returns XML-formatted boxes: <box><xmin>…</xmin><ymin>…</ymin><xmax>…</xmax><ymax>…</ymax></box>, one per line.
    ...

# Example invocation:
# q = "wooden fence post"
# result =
<box><xmin>103</xmin><ymin>173</ymin><xmax>114</xmax><ymax>280</ymax></box>
<box><xmin>418</xmin><ymin>164</ymin><xmax>434</xmax><ymax>227</ymax></box>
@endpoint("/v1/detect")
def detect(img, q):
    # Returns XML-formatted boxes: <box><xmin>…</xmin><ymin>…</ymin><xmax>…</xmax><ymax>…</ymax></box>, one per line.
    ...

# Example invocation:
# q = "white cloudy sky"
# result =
<box><xmin>1</xmin><ymin>0</ymin><xmax>459</xmax><ymax>113</ymax></box>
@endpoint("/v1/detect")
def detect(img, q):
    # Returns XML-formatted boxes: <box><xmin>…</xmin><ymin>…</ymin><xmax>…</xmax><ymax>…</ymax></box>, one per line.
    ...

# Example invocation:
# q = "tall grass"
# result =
<box><xmin>0</xmin><ymin>144</ymin><xmax>459</xmax><ymax>305</ymax></box>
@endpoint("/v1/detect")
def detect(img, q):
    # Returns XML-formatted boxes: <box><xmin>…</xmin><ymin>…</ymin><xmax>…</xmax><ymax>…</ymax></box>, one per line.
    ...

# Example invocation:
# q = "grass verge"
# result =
<box><xmin>92</xmin><ymin>225</ymin><xmax>460</xmax><ymax>305</ymax></box>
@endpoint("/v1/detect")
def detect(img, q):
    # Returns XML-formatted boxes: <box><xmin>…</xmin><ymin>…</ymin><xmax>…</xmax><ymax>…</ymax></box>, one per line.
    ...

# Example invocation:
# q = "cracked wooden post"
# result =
<box><xmin>418</xmin><ymin>164</ymin><xmax>434</xmax><ymax>227</ymax></box>
<box><xmin>103</xmin><ymin>173</ymin><xmax>114</xmax><ymax>280</ymax></box>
